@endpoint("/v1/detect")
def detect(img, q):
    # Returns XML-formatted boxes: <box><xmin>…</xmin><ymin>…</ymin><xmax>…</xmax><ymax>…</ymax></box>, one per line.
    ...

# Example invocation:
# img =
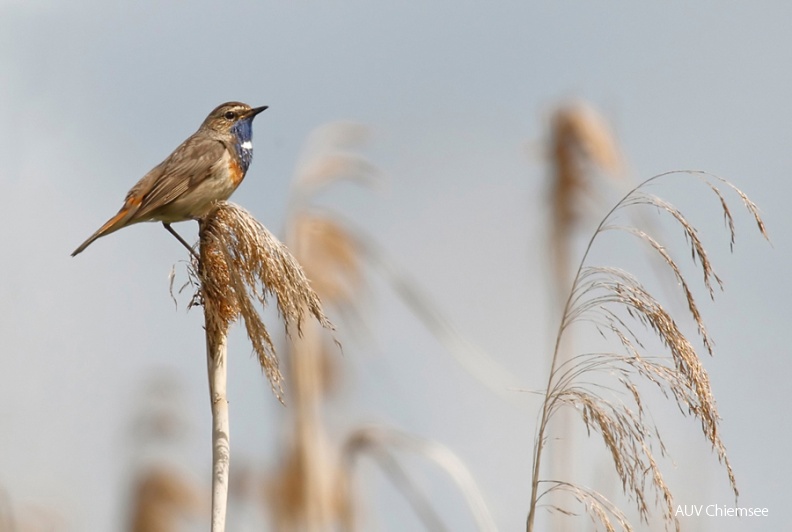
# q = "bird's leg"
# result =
<box><xmin>162</xmin><ymin>222</ymin><xmax>199</xmax><ymax>259</ymax></box>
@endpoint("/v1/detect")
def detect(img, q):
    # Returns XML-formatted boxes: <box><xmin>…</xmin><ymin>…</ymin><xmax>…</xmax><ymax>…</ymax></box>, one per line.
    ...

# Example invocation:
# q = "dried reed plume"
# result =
<box><xmin>192</xmin><ymin>200</ymin><xmax>332</xmax><ymax>532</ymax></box>
<box><xmin>196</xmin><ymin>201</ymin><xmax>333</xmax><ymax>393</ymax></box>
<box><xmin>527</xmin><ymin>171</ymin><xmax>768</xmax><ymax>532</ymax></box>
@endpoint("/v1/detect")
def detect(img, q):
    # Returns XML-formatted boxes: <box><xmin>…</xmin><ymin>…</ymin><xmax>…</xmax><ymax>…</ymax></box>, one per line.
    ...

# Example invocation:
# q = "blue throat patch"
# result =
<box><xmin>231</xmin><ymin>118</ymin><xmax>254</xmax><ymax>173</ymax></box>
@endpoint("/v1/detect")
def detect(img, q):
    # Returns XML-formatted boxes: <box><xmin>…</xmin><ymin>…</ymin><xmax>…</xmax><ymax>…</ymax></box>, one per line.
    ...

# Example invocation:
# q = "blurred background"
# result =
<box><xmin>0</xmin><ymin>2</ymin><xmax>789</xmax><ymax>531</ymax></box>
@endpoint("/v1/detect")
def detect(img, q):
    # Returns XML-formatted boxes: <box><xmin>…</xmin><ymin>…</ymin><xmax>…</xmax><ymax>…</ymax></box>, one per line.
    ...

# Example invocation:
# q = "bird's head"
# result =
<box><xmin>201</xmin><ymin>101</ymin><xmax>268</xmax><ymax>134</ymax></box>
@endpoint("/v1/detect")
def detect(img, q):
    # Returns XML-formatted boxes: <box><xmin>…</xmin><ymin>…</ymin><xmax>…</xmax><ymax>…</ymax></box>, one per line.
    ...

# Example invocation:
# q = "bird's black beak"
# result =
<box><xmin>247</xmin><ymin>106</ymin><xmax>268</xmax><ymax>118</ymax></box>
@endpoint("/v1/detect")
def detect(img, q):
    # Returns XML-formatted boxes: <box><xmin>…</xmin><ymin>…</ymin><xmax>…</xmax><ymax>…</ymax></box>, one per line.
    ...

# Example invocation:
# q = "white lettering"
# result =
<box><xmin>675</xmin><ymin>505</ymin><xmax>703</xmax><ymax>517</ymax></box>
<box><xmin>699</xmin><ymin>504</ymin><xmax>770</xmax><ymax>517</ymax></box>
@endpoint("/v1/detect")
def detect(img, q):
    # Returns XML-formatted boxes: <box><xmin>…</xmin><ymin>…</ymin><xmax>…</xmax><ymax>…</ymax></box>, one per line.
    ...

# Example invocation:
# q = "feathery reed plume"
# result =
<box><xmin>526</xmin><ymin>171</ymin><xmax>768</xmax><ymax>531</ymax></box>
<box><xmin>192</xmin><ymin>200</ymin><xmax>332</xmax><ymax>532</ymax></box>
<box><xmin>343</xmin><ymin>426</ymin><xmax>498</xmax><ymax>532</ymax></box>
<box><xmin>197</xmin><ymin>201</ymin><xmax>332</xmax><ymax>396</ymax></box>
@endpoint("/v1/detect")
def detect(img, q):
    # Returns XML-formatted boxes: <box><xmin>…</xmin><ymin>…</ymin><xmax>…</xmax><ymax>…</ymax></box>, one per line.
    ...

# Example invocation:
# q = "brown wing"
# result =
<box><xmin>131</xmin><ymin>134</ymin><xmax>226</xmax><ymax>220</ymax></box>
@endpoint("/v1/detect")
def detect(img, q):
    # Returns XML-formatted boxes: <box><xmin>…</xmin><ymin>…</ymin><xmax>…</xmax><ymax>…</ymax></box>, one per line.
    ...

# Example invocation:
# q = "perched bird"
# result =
<box><xmin>71</xmin><ymin>101</ymin><xmax>268</xmax><ymax>257</ymax></box>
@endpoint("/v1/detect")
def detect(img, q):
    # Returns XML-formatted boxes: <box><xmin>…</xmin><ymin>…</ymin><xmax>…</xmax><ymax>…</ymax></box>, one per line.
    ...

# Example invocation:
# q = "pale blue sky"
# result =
<box><xmin>1</xmin><ymin>2</ymin><xmax>789</xmax><ymax>531</ymax></box>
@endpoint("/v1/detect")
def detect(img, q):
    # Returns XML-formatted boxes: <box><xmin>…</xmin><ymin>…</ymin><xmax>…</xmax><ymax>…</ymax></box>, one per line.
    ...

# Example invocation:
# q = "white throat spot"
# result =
<box><xmin>241</xmin><ymin>140</ymin><xmax>253</xmax><ymax>150</ymax></box>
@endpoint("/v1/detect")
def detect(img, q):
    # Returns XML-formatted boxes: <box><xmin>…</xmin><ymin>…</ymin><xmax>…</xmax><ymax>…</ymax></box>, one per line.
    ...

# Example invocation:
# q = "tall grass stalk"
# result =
<box><xmin>194</xmin><ymin>201</ymin><xmax>332</xmax><ymax>531</ymax></box>
<box><xmin>526</xmin><ymin>171</ymin><xmax>768</xmax><ymax>531</ymax></box>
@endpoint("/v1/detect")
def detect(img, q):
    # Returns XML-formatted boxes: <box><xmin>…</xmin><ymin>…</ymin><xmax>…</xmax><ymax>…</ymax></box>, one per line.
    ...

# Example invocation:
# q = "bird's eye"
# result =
<box><xmin>224</xmin><ymin>111</ymin><xmax>236</xmax><ymax>120</ymax></box>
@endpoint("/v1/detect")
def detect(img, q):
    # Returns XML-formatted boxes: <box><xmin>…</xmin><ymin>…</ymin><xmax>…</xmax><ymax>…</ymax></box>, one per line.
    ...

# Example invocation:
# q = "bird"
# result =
<box><xmin>71</xmin><ymin>101</ymin><xmax>268</xmax><ymax>257</ymax></box>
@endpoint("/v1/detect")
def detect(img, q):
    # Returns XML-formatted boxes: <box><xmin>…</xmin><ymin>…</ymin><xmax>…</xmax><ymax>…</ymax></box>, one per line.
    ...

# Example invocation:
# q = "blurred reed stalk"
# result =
<box><xmin>267</xmin><ymin>122</ymin><xmax>370</xmax><ymax>531</ymax></box>
<box><xmin>268</xmin><ymin>122</ymin><xmax>506</xmax><ymax>530</ymax></box>
<box><xmin>343</xmin><ymin>426</ymin><xmax>498</xmax><ymax>532</ymax></box>
<box><xmin>193</xmin><ymin>201</ymin><xmax>332</xmax><ymax>532</ymax></box>
<box><xmin>126</xmin><ymin>376</ymin><xmax>204</xmax><ymax>532</ymax></box>
<box><xmin>545</xmin><ymin>101</ymin><xmax>625</xmax><ymax>530</ymax></box>
<box><xmin>547</xmin><ymin>101</ymin><xmax>624</xmax><ymax>298</ymax></box>
<box><xmin>527</xmin><ymin>171</ymin><xmax>768</xmax><ymax>531</ymax></box>
<box><xmin>267</xmin><ymin>123</ymin><xmax>499</xmax><ymax>530</ymax></box>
